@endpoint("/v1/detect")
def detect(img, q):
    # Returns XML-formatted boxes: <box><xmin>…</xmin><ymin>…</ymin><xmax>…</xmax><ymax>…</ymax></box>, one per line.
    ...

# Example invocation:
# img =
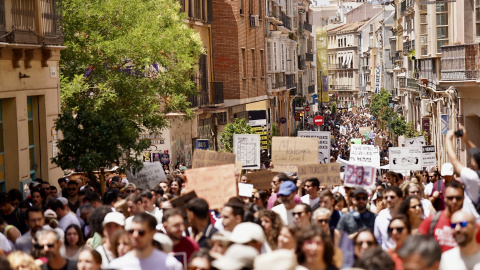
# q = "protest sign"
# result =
<box><xmin>343</xmin><ymin>164</ymin><xmax>376</xmax><ymax>188</ymax></box>
<box><xmin>340</xmin><ymin>126</ymin><xmax>347</xmax><ymax>136</ymax></box>
<box><xmin>422</xmin><ymin>145</ymin><xmax>436</xmax><ymax>167</ymax></box>
<box><xmin>350</xmin><ymin>145</ymin><xmax>380</xmax><ymax>167</ymax></box>
<box><xmin>271</xmin><ymin>137</ymin><xmax>319</xmax><ymax>172</ymax></box>
<box><xmin>184</xmin><ymin>164</ymin><xmax>237</xmax><ymax>209</ymax></box>
<box><xmin>374</xmin><ymin>137</ymin><xmax>385</xmax><ymax>147</ymax></box>
<box><xmin>297</xmin><ymin>131</ymin><xmax>331</xmax><ymax>163</ymax></box>
<box><xmin>389</xmin><ymin>147</ymin><xmax>423</xmax><ymax>171</ymax></box>
<box><xmin>192</xmin><ymin>149</ymin><xmax>236</xmax><ymax>168</ymax></box>
<box><xmin>170</xmin><ymin>191</ymin><xmax>197</xmax><ymax>226</ymax></box>
<box><xmin>404</xmin><ymin>136</ymin><xmax>426</xmax><ymax>147</ymax></box>
<box><xmin>297</xmin><ymin>163</ymin><xmax>342</xmax><ymax>185</ymax></box>
<box><xmin>359</xmin><ymin>127</ymin><xmax>372</xmax><ymax>136</ymax></box>
<box><xmin>233</xmin><ymin>134</ymin><xmax>261</xmax><ymax>169</ymax></box>
<box><xmin>247</xmin><ymin>170</ymin><xmax>275</xmax><ymax>190</ymax></box>
<box><xmin>126</xmin><ymin>162</ymin><xmax>166</xmax><ymax>190</ymax></box>
<box><xmin>238</xmin><ymin>183</ymin><xmax>254</xmax><ymax>197</ymax></box>
<box><xmin>350</xmin><ymin>138</ymin><xmax>362</xmax><ymax>145</ymax></box>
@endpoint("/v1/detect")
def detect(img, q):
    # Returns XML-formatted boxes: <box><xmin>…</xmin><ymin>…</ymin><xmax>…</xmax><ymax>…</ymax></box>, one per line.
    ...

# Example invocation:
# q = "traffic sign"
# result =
<box><xmin>305</xmin><ymin>106</ymin><xmax>310</xmax><ymax>112</ymax></box>
<box><xmin>313</xmin><ymin>115</ymin><xmax>324</xmax><ymax>126</ymax></box>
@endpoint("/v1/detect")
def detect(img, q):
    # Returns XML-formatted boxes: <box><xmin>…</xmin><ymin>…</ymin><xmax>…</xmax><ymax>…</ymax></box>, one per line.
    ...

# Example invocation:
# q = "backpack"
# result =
<box><xmin>428</xmin><ymin>211</ymin><xmax>443</xmax><ymax>236</ymax></box>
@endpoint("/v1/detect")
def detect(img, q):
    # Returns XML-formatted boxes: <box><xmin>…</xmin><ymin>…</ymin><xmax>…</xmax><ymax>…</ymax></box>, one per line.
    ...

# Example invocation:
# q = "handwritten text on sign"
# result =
<box><xmin>389</xmin><ymin>147</ymin><xmax>423</xmax><ymax>171</ymax></box>
<box><xmin>184</xmin><ymin>164</ymin><xmax>237</xmax><ymax>209</ymax></box>
<box><xmin>126</xmin><ymin>162</ymin><xmax>166</xmax><ymax>190</ymax></box>
<box><xmin>272</xmin><ymin>137</ymin><xmax>319</xmax><ymax>172</ymax></box>
<box><xmin>350</xmin><ymin>145</ymin><xmax>380</xmax><ymax>167</ymax></box>
<box><xmin>343</xmin><ymin>164</ymin><xmax>376</xmax><ymax>188</ymax></box>
<box><xmin>192</xmin><ymin>150</ymin><xmax>236</xmax><ymax>169</ymax></box>
<box><xmin>297</xmin><ymin>163</ymin><xmax>342</xmax><ymax>185</ymax></box>
<box><xmin>247</xmin><ymin>170</ymin><xmax>275</xmax><ymax>190</ymax></box>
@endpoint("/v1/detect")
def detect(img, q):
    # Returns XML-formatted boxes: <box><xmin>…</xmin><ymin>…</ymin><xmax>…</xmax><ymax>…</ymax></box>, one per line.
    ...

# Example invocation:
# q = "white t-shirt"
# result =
<box><xmin>109</xmin><ymin>249</ymin><xmax>182</xmax><ymax>270</ymax></box>
<box><xmin>440</xmin><ymin>247</ymin><xmax>480</xmax><ymax>270</ymax></box>
<box><xmin>374</xmin><ymin>208</ymin><xmax>394</xmax><ymax>250</ymax></box>
<box><xmin>424</xmin><ymin>182</ymin><xmax>433</xmax><ymax>198</ymax></box>
<box><xmin>0</xmin><ymin>232</ymin><xmax>11</xmax><ymax>253</ymax></box>
<box><xmin>272</xmin><ymin>204</ymin><xmax>295</xmax><ymax>226</ymax></box>
<box><xmin>58</xmin><ymin>212</ymin><xmax>81</xmax><ymax>231</ymax></box>
<box><xmin>96</xmin><ymin>244</ymin><xmax>116</xmax><ymax>268</ymax></box>
<box><xmin>461</xmin><ymin>167</ymin><xmax>480</xmax><ymax>224</ymax></box>
<box><xmin>301</xmin><ymin>195</ymin><xmax>320</xmax><ymax>208</ymax></box>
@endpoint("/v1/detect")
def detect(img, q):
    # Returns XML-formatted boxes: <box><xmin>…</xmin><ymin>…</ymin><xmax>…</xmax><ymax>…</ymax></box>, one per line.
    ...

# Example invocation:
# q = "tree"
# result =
<box><xmin>219</xmin><ymin>119</ymin><xmax>255</xmax><ymax>153</ymax></box>
<box><xmin>370</xmin><ymin>88</ymin><xmax>391</xmax><ymax>118</ymax></box>
<box><xmin>331</xmin><ymin>102</ymin><xmax>337</xmax><ymax>115</ymax></box>
<box><xmin>53</xmin><ymin>0</ymin><xmax>204</xmax><ymax>176</ymax></box>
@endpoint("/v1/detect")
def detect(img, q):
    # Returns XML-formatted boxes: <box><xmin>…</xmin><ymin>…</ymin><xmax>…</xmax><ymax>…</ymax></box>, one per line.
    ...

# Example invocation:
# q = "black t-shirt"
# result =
<box><xmin>41</xmin><ymin>259</ymin><xmax>77</xmax><ymax>270</ymax></box>
<box><xmin>2</xmin><ymin>207</ymin><xmax>28</xmax><ymax>234</ymax></box>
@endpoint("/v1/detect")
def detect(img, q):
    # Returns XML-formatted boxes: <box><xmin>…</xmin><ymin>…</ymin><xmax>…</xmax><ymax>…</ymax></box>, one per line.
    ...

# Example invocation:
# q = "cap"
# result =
<box><xmin>277</xmin><ymin>181</ymin><xmax>297</xmax><ymax>196</ymax></box>
<box><xmin>254</xmin><ymin>249</ymin><xmax>297</xmax><ymax>270</ymax></box>
<box><xmin>211</xmin><ymin>231</ymin><xmax>232</xmax><ymax>243</ymax></box>
<box><xmin>153</xmin><ymin>233</ymin><xmax>173</xmax><ymax>253</ymax></box>
<box><xmin>211</xmin><ymin>244</ymin><xmax>259</xmax><ymax>270</ymax></box>
<box><xmin>352</xmin><ymin>187</ymin><xmax>368</xmax><ymax>197</ymax></box>
<box><xmin>102</xmin><ymin>212</ymin><xmax>125</xmax><ymax>227</ymax></box>
<box><xmin>441</xmin><ymin>163</ymin><xmax>454</xmax><ymax>176</ymax></box>
<box><xmin>230</xmin><ymin>222</ymin><xmax>266</xmax><ymax>244</ymax></box>
<box><xmin>469</xmin><ymin>148</ymin><xmax>480</xmax><ymax>167</ymax></box>
<box><xmin>57</xmin><ymin>197</ymin><xmax>68</xmax><ymax>205</ymax></box>
<box><xmin>125</xmin><ymin>183</ymin><xmax>136</xmax><ymax>189</ymax></box>
<box><xmin>44</xmin><ymin>209</ymin><xmax>57</xmax><ymax>218</ymax></box>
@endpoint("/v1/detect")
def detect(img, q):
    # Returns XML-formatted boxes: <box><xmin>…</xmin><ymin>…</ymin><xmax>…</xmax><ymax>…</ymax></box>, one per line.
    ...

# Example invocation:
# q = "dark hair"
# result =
<box><xmin>58</xmin><ymin>178</ymin><xmax>68</xmax><ymax>185</ymax></box>
<box><xmin>153</xmin><ymin>187</ymin><xmax>164</xmax><ymax>197</ymax></box>
<box><xmin>319</xmin><ymin>189</ymin><xmax>334</xmax><ymax>200</ymax></box>
<box><xmin>79</xmin><ymin>248</ymin><xmax>102</xmax><ymax>265</ymax></box>
<box><xmin>389</xmin><ymin>214</ymin><xmax>411</xmax><ymax>234</ymax></box>
<box><xmin>88</xmin><ymin>206</ymin><xmax>112</xmax><ymax>237</ymax></box>
<box><xmin>169</xmin><ymin>179</ymin><xmax>182</xmax><ymax>196</ymax></box>
<box><xmin>0</xmin><ymin>192</ymin><xmax>10</xmax><ymax>205</ymax></box>
<box><xmin>258</xmin><ymin>210</ymin><xmax>283</xmax><ymax>250</ymax></box>
<box><xmin>139</xmin><ymin>190</ymin><xmax>153</xmax><ymax>200</ymax></box>
<box><xmin>103</xmin><ymin>190</ymin><xmax>119</xmax><ymax>205</ymax></box>
<box><xmin>256</xmin><ymin>190</ymin><xmax>269</xmax><ymax>208</ymax></box>
<box><xmin>386</xmin><ymin>171</ymin><xmax>399</xmax><ymax>183</ymax></box>
<box><xmin>111</xmin><ymin>230</ymin><xmax>132</xmax><ymax>257</ymax></box>
<box><xmin>397</xmin><ymin>196</ymin><xmax>423</xmax><ymax>224</ymax></box>
<box><xmin>397</xmin><ymin>235</ymin><xmax>441</xmax><ymax>267</ymax></box>
<box><xmin>295</xmin><ymin>225</ymin><xmax>334</xmax><ymax>266</ymax></box>
<box><xmin>333</xmin><ymin>192</ymin><xmax>347</xmax><ymax>207</ymax></box>
<box><xmin>186</xmin><ymin>198</ymin><xmax>209</xmax><ymax>220</ymax></box>
<box><xmin>8</xmin><ymin>189</ymin><xmax>23</xmax><ymax>204</ymax></box>
<box><xmin>224</xmin><ymin>201</ymin><xmax>244</xmax><ymax>220</ymax></box>
<box><xmin>64</xmin><ymin>224</ymin><xmax>85</xmax><ymax>247</ymax></box>
<box><xmin>133</xmin><ymin>212</ymin><xmax>157</xmax><ymax>231</ymax></box>
<box><xmin>296</xmin><ymin>203</ymin><xmax>312</xmax><ymax>214</ymax></box>
<box><xmin>126</xmin><ymin>194</ymin><xmax>142</xmax><ymax>204</ymax></box>
<box><xmin>83</xmin><ymin>189</ymin><xmax>102</xmax><ymax>204</ymax></box>
<box><xmin>445</xmin><ymin>180</ymin><xmax>465</xmax><ymax>192</ymax></box>
<box><xmin>26</xmin><ymin>206</ymin><xmax>43</xmax><ymax>221</ymax></box>
<box><xmin>50</xmin><ymin>186</ymin><xmax>57</xmax><ymax>191</ymax></box>
<box><xmin>385</xmin><ymin>186</ymin><xmax>403</xmax><ymax>199</ymax></box>
<box><xmin>31</xmin><ymin>189</ymin><xmax>47</xmax><ymax>201</ymax></box>
<box><xmin>305</xmin><ymin>178</ymin><xmax>320</xmax><ymax>188</ymax></box>
<box><xmin>189</xmin><ymin>248</ymin><xmax>213</xmax><ymax>265</ymax></box>
<box><xmin>50</xmin><ymin>199</ymin><xmax>65</xmax><ymax>211</ymax></box>
<box><xmin>275</xmin><ymin>173</ymin><xmax>290</xmax><ymax>182</ymax></box>
<box><xmin>162</xmin><ymin>208</ymin><xmax>184</xmax><ymax>223</ymax></box>
<box><xmin>354</xmin><ymin>246</ymin><xmax>395</xmax><ymax>270</ymax></box>
<box><xmin>67</xmin><ymin>181</ymin><xmax>78</xmax><ymax>186</ymax></box>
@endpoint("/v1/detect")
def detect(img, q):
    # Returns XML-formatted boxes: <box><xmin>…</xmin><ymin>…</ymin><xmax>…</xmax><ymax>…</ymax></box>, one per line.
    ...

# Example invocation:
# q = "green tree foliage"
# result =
<box><xmin>219</xmin><ymin>119</ymin><xmax>255</xmax><ymax>153</ymax></box>
<box><xmin>53</xmin><ymin>0</ymin><xmax>204</xmax><ymax>174</ymax></box>
<box><xmin>331</xmin><ymin>102</ymin><xmax>337</xmax><ymax>115</ymax></box>
<box><xmin>370</xmin><ymin>89</ymin><xmax>391</xmax><ymax>118</ymax></box>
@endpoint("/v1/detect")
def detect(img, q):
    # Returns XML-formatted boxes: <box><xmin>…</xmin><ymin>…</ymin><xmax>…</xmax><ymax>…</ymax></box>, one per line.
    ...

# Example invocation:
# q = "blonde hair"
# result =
<box><xmin>8</xmin><ymin>251</ymin><xmax>40</xmax><ymax>270</ymax></box>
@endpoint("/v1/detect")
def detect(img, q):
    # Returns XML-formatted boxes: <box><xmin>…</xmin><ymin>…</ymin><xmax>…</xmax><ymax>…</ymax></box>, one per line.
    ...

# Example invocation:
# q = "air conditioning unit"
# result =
<box><xmin>250</xmin><ymin>15</ymin><xmax>260</xmax><ymax>27</ymax></box>
<box><xmin>421</xmin><ymin>99</ymin><xmax>432</xmax><ymax>116</ymax></box>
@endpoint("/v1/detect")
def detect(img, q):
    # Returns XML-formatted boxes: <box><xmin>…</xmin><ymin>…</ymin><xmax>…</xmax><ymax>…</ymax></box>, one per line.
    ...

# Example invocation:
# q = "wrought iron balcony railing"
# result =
<box><xmin>441</xmin><ymin>43</ymin><xmax>480</xmax><ymax>81</ymax></box>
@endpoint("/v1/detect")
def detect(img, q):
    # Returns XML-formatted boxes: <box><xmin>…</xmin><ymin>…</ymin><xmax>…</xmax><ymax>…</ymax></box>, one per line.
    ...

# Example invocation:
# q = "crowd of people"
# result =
<box><xmin>0</xmin><ymin>106</ymin><xmax>479</xmax><ymax>270</ymax></box>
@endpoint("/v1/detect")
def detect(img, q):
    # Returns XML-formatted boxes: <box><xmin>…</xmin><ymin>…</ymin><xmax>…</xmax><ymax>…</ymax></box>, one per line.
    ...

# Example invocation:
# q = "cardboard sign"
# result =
<box><xmin>422</xmin><ymin>145</ymin><xmax>436</xmax><ymax>167</ymax></box>
<box><xmin>389</xmin><ymin>147</ymin><xmax>423</xmax><ymax>171</ymax></box>
<box><xmin>297</xmin><ymin>163</ymin><xmax>342</xmax><ymax>185</ymax></box>
<box><xmin>350</xmin><ymin>145</ymin><xmax>380</xmax><ymax>167</ymax></box>
<box><xmin>343</xmin><ymin>164</ymin><xmax>376</xmax><ymax>188</ymax></box>
<box><xmin>170</xmin><ymin>191</ymin><xmax>197</xmax><ymax>226</ymax></box>
<box><xmin>297</xmin><ymin>131</ymin><xmax>331</xmax><ymax>164</ymax></box>
<box><xmin>126</xmin><ymin>162</ymin><xmax>166</xmax><ymax>190</ymax></box>
<box><xmin>192</xmin><ymin>150</ymin><xmax>236</xmax><ymax>169</ymax></box>
<box><xmin>404</xmin><ymin>136</ymin><xmax>426</xmax><ymax>147</ymax></box>
<box><xmin>271</xmin><ymin>137</ymin><xmax>319</xmax><ymax>172</ymax></box>
<box><xmin>238</xmin><ymin>183</ymin><xmax>254</xmax><ymax>197</ymax></box>
<box><xmin>247</xmin><ymin>170</ymin><xmax>275</xmax><ymax>190</ymax></box>
<box><xmin>184</xmin><ymin>164</ymin><xmax>237</xmax><ymax>209</ymax></box>
<box><xmin>359</xmin><ymin>127</ymin><xmax>372</xmax><ymax>136</ymax></box>
<box><xmin>233</xmin><ymin>134</ymin><xmax>261</xmax><ymax>169</ymax></box>
<box><xmin>374</xmin><ymin>137</ymin><xmax>385</xmax><ymax>147</ymax></box>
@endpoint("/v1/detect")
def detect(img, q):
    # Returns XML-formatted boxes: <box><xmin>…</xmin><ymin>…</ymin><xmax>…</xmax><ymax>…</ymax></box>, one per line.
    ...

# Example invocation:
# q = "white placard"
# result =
<box><xmin>350</xmin><ymin>144</ymin><xmax>380</xmax><ymax>167</ymax></box>
<box><xmin>233</xmin><ymin>134</ymin><xmax>261</xmax><ymax>169</ymax></box>
<box><xmin>340</xmin><ymin>126</ymin><xmax>347</xmax><ymax>136</ymax></box>
<box><xmin>404</xmin><ymin>136</ymin><xmax>426</xmax><ymax>147</ymax></box>
<box><xmin>238</xmin><ymin>183</ymin><xmax>254</xmax><ymax>197</ymax></box>
<box><xmin>343</xmin><ymin>164</ymin><xmax>376</xmax><ymax>188</ymax></box>
<box><xmin>52</xmin><ymin>140</ymin><xmax>58</xmax><ymax>158</ymax></box>
<box><xmin>422</xmin><ymin>145</ymin><xmax>436</xmax><ymax>167</ymax></box>
<box><xmin>126</xmin><ymin>162</ymin><xmax>166</xmax><ymax>190</ymax></box>
<box><xmin>389</xmin><ymin>147</ymin><xmax>423</xmax><ymax>171</ymax></box>
<box><xmin>297</xmin><ymin>131</ymin><xmax>331</xmax><ymax>163</ymax></box>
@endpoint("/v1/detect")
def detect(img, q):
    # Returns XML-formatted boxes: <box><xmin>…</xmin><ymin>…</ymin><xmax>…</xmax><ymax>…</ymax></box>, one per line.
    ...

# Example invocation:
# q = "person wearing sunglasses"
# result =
<box><xmin>397</xmin><ymin>196</ymin><xmax>424</xmax><ymax>235</ymax></box>
<box><xmin>404</xmin><ymin>182</ymin><xmax>436</xmax><ymax>218</ymax></box>
<box><xmin>95</xmin><ymin>212</ymin><xmax>125</xmax><ymax>269</ymax></box>
<box><xmin>124</xmin><ymin>183</ymin><xmax>136</xmax><ymax>195</ymax></box>
<box><xmin>337</xmin><ymin>188</ymin><xmax>376</xmax><ymax>237</ymax></box>
<box><xmin>66</xmin><ymin>181</ymin><xmax>80</xmax><ymax>214</ymax></box>
<box><xmin>374</xmin><ymin>186</ymin><xmax>404</xmax><ymax>251</ymax></box>
<box><xmin>439</xmin><ymin>211</ymin><xmax>480</xmax><ymax>270</ymax></box>
<box><xmin>109</xmin><ymin>213</ymin><xmax>182</xmax><ymax>270</ymax></box>
<box><xmin>352</xmin><ymin>228</ymin><xmax>377</xmax><ymax>264</ymax></box>
<box><xmin>386</xmin><ymin>214</ymin><xmax>411</xmax><ymax>270</ymax></box>
<box><xmin>36</xmin><ymin>229</ymin><xmax>76</xmax><ymax>270</ymax></box>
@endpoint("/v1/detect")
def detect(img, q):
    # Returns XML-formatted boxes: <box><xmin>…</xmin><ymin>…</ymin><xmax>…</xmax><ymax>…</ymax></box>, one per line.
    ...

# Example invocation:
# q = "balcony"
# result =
<box><xmin>302</xmin><ymin>22</ymin><xmax>312</xmax><ymax>33</ymax></box>
<box><xmin>305</xmin><ymin>53</ymin><xmax>314</xmax><ymax>62</ymax></box>
<box><xmin>188</xmin><ymin>82</ymin><xmax>224</xmax><ymax>108</ymax></box>
<box><xmin>330</xmin><ymin>85</ymin><xmax>352</xmax><ymax>91</ymax></box>
<box><xmin>440</xmin><ymin>43</ymin><xmax>480</xmax><ymax>81</ymax></box>
<box><xmin>403</xmin><ymin>40</ymin><xmax>415</xmax><ymax>53</ymax></box>
<box><xmin>286</xmin><ymin>74</ymin><xmax>296</xmax><ymax>89</ymax></box>
<box><xmin>280</xmin><ymin>12</ymin><xmax>291</xmax><ymax>31</ymax></box>
<box><xmin>401</xmin><ymin>0</ymin><xmax>414</xmax><ymax>14</ymax></box>
<box><xmin>308</xmin><ymin>85</ymin><xmax>315</xmax><ymax>94</ymax></box>
<box><xmin>298</xmin><ymin>55</ymin><xmax>305</xmax><ymax>70</ymax></box>
<box><xmin>272</xmin><ymin>80</ymin><xmax>286</xmax><ymax>89</ymax></box>
<box><xmin>328</xmin><ymin>64</ymin><xmax>354</xmax><ymax>70</ymax></box>
<box><xmin>399</xmin><ymin>77</ymin><xmax>418</xmax><ymax>89</ymax></box>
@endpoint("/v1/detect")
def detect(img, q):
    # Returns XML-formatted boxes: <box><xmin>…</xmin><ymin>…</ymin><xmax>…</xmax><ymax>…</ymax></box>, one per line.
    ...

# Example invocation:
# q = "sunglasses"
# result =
<box><xmin>317</xmin><ymin>219</ymin><xmax>330</xmax><ymax>224</ymax></box>
<box><xmin>446</xmin><ymin>196</ymin><xmax>463</xmax><ymax>201</ymax></box>
<box><xmin>128</xmin><ymin>229</ymin><xmax>146</xmax><ymax>236</ymax></box>
<box><xmin>410</xmin><ymin>204</ymin><xmax>422</xmax><ymax>209</ymax></box>
<box><xmin>355</xmin><ymin>197</ymin><xmax>368</xmax><ymax>201</ymax></box>
<box><xmin>67</xmin><ymin>188</ymin><xmax>77</xmax><ymax>191</ymax></box>
<box><xmin>42</xmin><ymin>187</ymin><xmax>50</xmax><ymax>191</ymax></box>
<box><xmin>253</xmin><ymin>197</ymin><xmax>260</xmax><ymax>200</ymax></box>
<box><xmin>387</xmin><ymin>227</ymin><xmax>405</xmax><ymax>234</ymax></box>
<box><xmin>34</xmin><ymin>243</ymin><xmax>55</xmax><ymax>249</ymax></box>
<box><xmin>355</xmin><ymin>240</ymin><xmax>374</xmax><ymax>247</ymax></box>
<box><xmin>126</xmin><ymin>190</ymin><xmax>135</xmax><ymax>193</ymax></box>
<box><xmin>385</xmin><ymin>196</ymin><xmax>397</xmax><ymax>200</ymax></box>
<box><xmin>292</xmin><ymin>212</ymin><xmax>304</xmax><ymax>217</ymax></box>
<box><xmin>450</xmin><ymin>221</ymin><xmax>469</xmax><ymax>229</ymax></box>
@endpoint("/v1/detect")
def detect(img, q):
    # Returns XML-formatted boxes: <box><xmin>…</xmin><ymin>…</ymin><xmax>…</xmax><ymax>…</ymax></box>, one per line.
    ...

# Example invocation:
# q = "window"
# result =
<box><xmin>266</xmin><ymin>42</ymin><xmax>272</xmax><ymax>72</ymax></box>
<box><xmin>259</xmin><ymin>0</ymin><xmax>262</xmax><ymax>20</ymax></box>
<box><xmin>436</xmin><ymin>3</ymin><xmax>448</xmax><ymax>53</ymax></box>
<box><xmin>27</xmin><ymin>97</ymin><xmax>36</xmax><ymax>182</ymax></box>
<box><xmin>260</xmin><ymin>49</ymin><xmax>265</xmax><ymax>77</ymax></box>
<box><xmin>0</xmin><ymin>100</ymin><xmax>5</xmax><ymax>191</ymax></box>
<box><xmin>251</xmin><ymin>49</ymin><xmax>256</xmax><ymax>78</ymax></box>
<box><xmin>242</xmin><ymin>48</ymin><xmax>246</xmax><ymax>78</ymax></box>
<box><xmin>281</xmin><ymin>43</ymin><xmax>285</xmax><ymax>71</ymax></box>
<box><xmin>240</xmin><ymin>0</ymin><xmax>244</xmax><ymax>15</ymax></box>
<box><xmin>273</xmin><ymin>41</ymin><xmax>278</xmax><ymax>71</ymax></box>
<box><xmin>476</xmin><ymin>0</ymin><xmax>480</xmax><ymax>37</ymax></box>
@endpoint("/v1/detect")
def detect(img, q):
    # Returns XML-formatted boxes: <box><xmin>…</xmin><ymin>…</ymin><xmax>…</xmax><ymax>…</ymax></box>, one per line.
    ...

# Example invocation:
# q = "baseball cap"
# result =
<box><xmin>277</xmin><ymin>181</ymin><xmax>297</xmax><ymax>196</ymax></box>
<box><xmin>230</xmin><ymin>222</ymin><xmax>266</xmax><ymax>244</ymax></box>
<box><xmin>153</xmin><ymin>233</ymin><xmax>173</xmax><ymax>253</ymax></box>
<box><xmin>469</xmin><ymin>148</ymin><xmax>480</xmax><ymax>167</ymax></box>
<box><xmin>212</xmin><ymin>244</ymin><xmax>259</xmax><ymax>270</ymax></box>
<box><xmin>352</xmin><ymin>187</ymin><xmax>368</xmax><ymax>197</ymax></box>
<box><xmin>102</xmin><ymin>212</ymin><xmax>125</xmax><ymax>227</ymax></box>
<box><xmin>254</xmin><ymin>249</ymin><xmax>297</xmax><ymax>270</ymax></box>
<box><xmin>57</xmin><ymin>197</ymin><xmax>68</xmax><ymax>205</ymax></box>
<box><xmin>44</xmin><ymin>209</ymin><xmax>57</xmax><ymax>219</ymax></box>
<box><xmin>125</xmin><ymin>183</ymin><xmax>136</xmax><ymax>189</ymax></box>
<box><xmin>441</xmin><ymin>163</ymin><xmax>454</xmax><ymax>176</ymax></box>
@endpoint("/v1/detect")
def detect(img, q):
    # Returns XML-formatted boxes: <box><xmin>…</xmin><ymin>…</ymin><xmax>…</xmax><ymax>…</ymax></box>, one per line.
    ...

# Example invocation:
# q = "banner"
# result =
<box><xmin>233</xmin><ymin>134</ymin><xmax>261</xmax><ymax>169</ymax></box>
<box><xmin>192</xmin><ymin>150</ymin><xmax>236</xmax><ymax>168</ymax></box>
<box><xmin>389</xmin><ymin>147</ymin><xmax>423</xmax><ymax>171</ymax></box>
<box><xmin>297</xmin><ymin>131</ymin><xmax>331</xmax><ymax>164</ymax></box>
<box><xmin>422</xmin><ymin>145</ymin><xmax>436</xmax><ymax>167</ymax></box>
<box><xmin>343</xmin><ymin>164</ymin><xmax>376</xmax><ymax>188</ymax></box>
<box><xmin>247</xmin><ymin>170</ymin><xmax>275</xmax><ymax>190</ymax></box>
<box><xmin>271</xmin><ymin>137</ymin><xmax>319</xmax><ymax>172</ymax></box>
<box><xmin>126</xmin><ymin>162</ymin><xmax>166</xmax><ymax>190</ymax></box>
<box><xmin>359</xmin><ymin>127</ymin><xmax>372</xmax><ymax>136</ymax></box>
<box><xmin>404</xmin><ymin>136</ymin><xmax>426</xmax><ymax>147</ymax></box>
<box><xmin>340</xmin><ymin>126</ymin><xmax>347</xmax><ymax>136</ymax></box>
<box><xmin>297</xmin><ymin>163</ymin><xmax>342</xmax><ymax>185</ymax></box>
<box><xmin>184</xmin><ymin>164</ymin><xmax>237</xmax><ymax>209</ymax></box>
<box><xmin>351</xmin><ymin>138</ymin><xmax>362</xmax><ymax>145</ymax></box>
<box><xmin>350</xmin><ymin>145</ymin><xmax>380</xmax><ymax>167</ymax></box>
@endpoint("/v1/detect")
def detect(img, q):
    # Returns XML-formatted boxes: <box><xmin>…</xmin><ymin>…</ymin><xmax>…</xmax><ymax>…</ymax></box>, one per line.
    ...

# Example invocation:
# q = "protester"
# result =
<box><xmin>398</xmin><ymin>234</ymin><xmax>441</xmax><ymax>270</ymax></box>
<box><xmin>77</xmin><ymin>248</ymin><xmax>102</xmax><ymax>270</ymax></box>
<box><xmin>352</xmin><ymin>228</ymin><xmax>377</xmax><ymax>261</ymax></box>
<box><xmin>295</xmin><ymin>225</ymin><xmax>338</xmax><ymax>270</ymax></box>
<box><xmin>397</xmin><ymin>196</ymin><xmax>424</xmax><ymax>234</ymax></box>
<box><xmin>7</xmin><ymin>251</ymin><xmax>40</xmax><ymax>270</ymax></box>
<box><xmin>64</xmin><ymin>224</ymin><xmax>85</xmax><ymax>261</ymax></box>
<box><xmin>277</xmin><ymin>226</ymin><xmax>297</xmax><ymax>250</ymax></box>
<box><xmin>292</xmin><ymin>203</ymin><xmax>312</xmax><ymax>228</ymax></box>
<box><xmin>300</xmin><ymin>178</ymin><xmax>320</xmax><ymax>207</ymax></box>
<box><xmin>258</xmin><ymin>210</ymin><xmax>282</xmax><ymax>251</ymax></box>
<box><xmin>272</xmin><ymin>181</ymin><xmax>298</xmax><ymax>226</ymax></box>
<box><xmin>36</xmin><ymin>229</ymin><xmax>76</xmax><ymax>270</ymax></box>
<box><xmin>111</xmin><ymin>230</ymin><xmax>132</xmax><ymax>258</ymax></box>
<box><xmin>16</xmin><ymin>207</ymin><xmax>45</xmax><ymax>253</ymax></box>
<box><xmin>387</xmin><ymin>214</ymin><xmax>411</xmax><ymax>270</ymax></box>
<box><xmin>185</xmin><ymin>198</ymin><xmax>218</xmax><ymax>248</ymax></box>
<box><xmin>96</xmin><ymin>212</ymin><xmax>125</xmax><ymax>268</ymax></box>
<box><xmin>337</xmin><ymin>187</ymin><xmax>376</xmax><ymax>236</ymax></box>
